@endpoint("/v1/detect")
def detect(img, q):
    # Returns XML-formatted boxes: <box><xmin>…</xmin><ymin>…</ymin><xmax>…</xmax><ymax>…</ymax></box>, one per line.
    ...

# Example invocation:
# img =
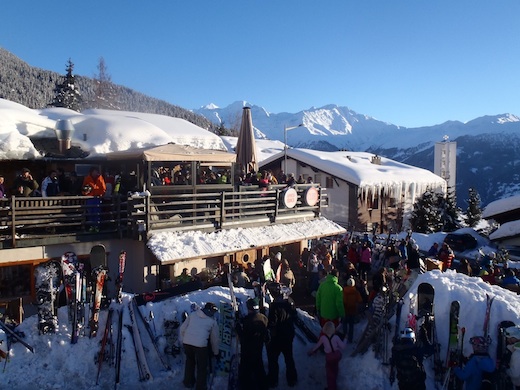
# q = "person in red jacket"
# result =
<box><xmin>82</xmin><ymin>167</ymin><xmax>106</xmax><ymax>232</ymax></box>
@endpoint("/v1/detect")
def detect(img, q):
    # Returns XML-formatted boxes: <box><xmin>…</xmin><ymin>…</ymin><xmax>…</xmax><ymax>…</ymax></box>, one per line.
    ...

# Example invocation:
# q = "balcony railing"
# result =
<box><xmin>0</xmin><ymin>184</ymin><xmax>326</xmax><ymax>248</ymax></box>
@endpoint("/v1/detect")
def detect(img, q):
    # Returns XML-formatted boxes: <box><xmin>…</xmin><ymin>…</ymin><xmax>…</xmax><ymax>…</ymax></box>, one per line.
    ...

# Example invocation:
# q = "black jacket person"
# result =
<box><xmin>235</xmin><ymin>298</ymin><xmax>269</xmax><ymax>390</ymax></box>
<box><xmin>266</xmin><ymin>282</ymin><xmax>298</xmax><ymax>387</ymax></box>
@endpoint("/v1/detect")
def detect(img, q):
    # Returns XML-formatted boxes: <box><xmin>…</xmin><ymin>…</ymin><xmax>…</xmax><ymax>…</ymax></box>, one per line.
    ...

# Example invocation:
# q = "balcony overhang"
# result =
<box><xmin>147</xmin><ymin>217</ymin><xmax>346</xmax><ymax>265</ymax></box>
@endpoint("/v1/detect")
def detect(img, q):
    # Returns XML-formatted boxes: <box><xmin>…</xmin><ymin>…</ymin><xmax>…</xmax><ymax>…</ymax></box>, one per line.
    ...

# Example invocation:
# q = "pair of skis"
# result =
<box><xmin>442</xmin><ymin>301</ymin><xmax>464</xmax><ymax>390</ymax></box>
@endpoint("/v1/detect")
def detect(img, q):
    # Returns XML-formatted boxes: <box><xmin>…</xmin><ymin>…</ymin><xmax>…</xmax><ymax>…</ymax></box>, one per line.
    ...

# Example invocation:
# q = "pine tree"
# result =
<box><xmin>93</xmin><ymin>57</ymin><xmax>118</xmax><ymax>109</ymax></box>
<box><xmin>410</xmin><ymin>189</ymin><xmax>442</xmax><ymax>233</ymax></box>
<box><xmin>49</xmin><ymin>59</ymin><xmax>81</xmax><ymax>111</ymax></box>
<box><xmin>438</xmin><ymin>188</ymin><xmax>460</xmax><ymax>232</ymax></box>
<box><xmin>464</xmin><ymin>187</ymin><xmax>482</xmax><ymax>227</ymax></box>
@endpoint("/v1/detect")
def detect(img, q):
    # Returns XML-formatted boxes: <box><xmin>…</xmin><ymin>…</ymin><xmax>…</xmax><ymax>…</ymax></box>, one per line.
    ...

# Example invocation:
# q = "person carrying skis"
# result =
<box><xmin>235</xmin><ymin>298</ymin><xmax>269</xmax><ymax>390</ymax></box>
<box><xmin>307</xmin><ymin>321</ymin><xmax>346</xmax><ymax>390</ymax></box>
<box><xmin>391</xmin><ymin>328</ymin><xmax>427</xmax><ymax>390</ymax></box>
<box><xmin>266</xmin><ymin>282</ymin><xmax>298</xmax><ymax>387</ymax></box>
<box><xmin>179</xmin><ymin>302</ymin><xmax>220</xmax><ymax>390</ymax></box>
<box><xmin>454</xmin><ymin>335</ymin><xmax>495</xmax><ymax>390</ymax></box>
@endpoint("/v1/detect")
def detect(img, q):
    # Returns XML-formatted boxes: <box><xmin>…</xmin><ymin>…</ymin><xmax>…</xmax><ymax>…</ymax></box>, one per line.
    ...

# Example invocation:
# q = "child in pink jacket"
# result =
<box><xmin>308</xmin><ymin>321</ymin><xmax>347</xmax><ymax>390</ymax></box>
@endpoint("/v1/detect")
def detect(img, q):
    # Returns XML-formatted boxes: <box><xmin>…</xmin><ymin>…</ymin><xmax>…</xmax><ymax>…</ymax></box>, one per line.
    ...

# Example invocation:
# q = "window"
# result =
<box><xmin>325</xmin><ymin>177</ymin><xmax>333</xmax><ymax>188</ymax></box>
<box><xmin>367</xmin><ymin>196</ymin><xmax>379</xmax><ymax>210</ymax></box>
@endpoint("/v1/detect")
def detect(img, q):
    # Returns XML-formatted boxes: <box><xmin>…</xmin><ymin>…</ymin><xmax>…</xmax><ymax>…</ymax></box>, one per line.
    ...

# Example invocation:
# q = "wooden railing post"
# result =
<box><xmin>219</xmin><ymin>192</ymin><xmax>225</xmax><ymax>228</ymax></box>
<box><xmin>10</xmin><ymin>196</ymin><xmax>16</xmax><ymax>248</ymax></box>
<box><xmin>273</xmin><ymin>189</ymin><xmax>280</xmax><ymax>223</ymax></box>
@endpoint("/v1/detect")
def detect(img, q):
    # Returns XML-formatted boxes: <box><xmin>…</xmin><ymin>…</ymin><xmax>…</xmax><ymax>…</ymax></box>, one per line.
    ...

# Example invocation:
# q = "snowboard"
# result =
<box><xmin>263</xmin><ymin>258</ymin><xmax>275</xmax><ymax>282</ymax></box>
<box><xmin>416</xmin><ymin>282</ymin><xmax>443</xmax><ymax>385</ymax></box>
<box><xmin>163</xmin><ymin>315</ymin><xmax>181</xmax><ymax>357</ymax></box>
<box><xmin>295</xmin><ymin>312</ymin><xmax>319</xmax><ymax>343</ymax></box>
<box><xmin>35</xmin><ymin>260</ymin><xmax>61</xmax><ymax>334</ymax></box>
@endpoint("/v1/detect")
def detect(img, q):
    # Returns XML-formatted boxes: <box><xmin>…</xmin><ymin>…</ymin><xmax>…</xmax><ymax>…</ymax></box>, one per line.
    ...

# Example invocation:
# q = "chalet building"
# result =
<box><xmin>483</xmin><ymin>194</ymin><xmax>520</xmax><ymax>248</ymax></box>
<box><xmin>260</xmin><ymin>148</ymin><xmax>447</xmax><ymax>233</ymax></box>
<box><xmin>0</xmin><ymin>100</ymin><xmax>344</xmax><ymax>315</ymax></box>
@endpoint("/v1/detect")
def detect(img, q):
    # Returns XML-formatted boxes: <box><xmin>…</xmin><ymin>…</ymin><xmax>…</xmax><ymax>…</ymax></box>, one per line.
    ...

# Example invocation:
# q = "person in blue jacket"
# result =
<box><xmin>454</xmin><ymin>335</ymin><xmax>495</xmax><ymax>390</ymax></box>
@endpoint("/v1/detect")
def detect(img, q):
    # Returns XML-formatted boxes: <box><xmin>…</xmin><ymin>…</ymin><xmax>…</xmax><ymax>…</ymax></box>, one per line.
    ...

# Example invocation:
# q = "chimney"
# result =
<box><xmin>55</xmin><ymin>119</ymin><xmax>75</xmax><ymax>154</ymax></box>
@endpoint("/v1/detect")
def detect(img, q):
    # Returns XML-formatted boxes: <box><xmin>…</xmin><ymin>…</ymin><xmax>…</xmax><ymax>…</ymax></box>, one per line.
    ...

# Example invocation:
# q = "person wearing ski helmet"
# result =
<box><xmin>266</xmin><ymin>282</ymin><xmax>298</xmax><ymax>387</ymax></box>
<box><xmin>179</xmin><ymin>302</ymin><xmax>220</xmax><ymax>390</ymax></box>
<box><xmin>235</xmin><ymin>298</ymin><xmax>269</xmax><ymax>390</ymax></box>
<box><xmin>390</xmin><ymin>327</ymin><xmax>427</xmax><ymax>390</ymax></box>
<box><xmin>454</xmin><ymin>336</ymin><xmax>495</xmax><ymax>390</ymax></box>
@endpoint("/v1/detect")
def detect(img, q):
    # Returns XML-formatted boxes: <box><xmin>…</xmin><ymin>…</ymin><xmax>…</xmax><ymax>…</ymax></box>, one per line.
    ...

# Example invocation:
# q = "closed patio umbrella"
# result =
<box><xmin>235</xmin><ymin>106</ymin><xmax>258</xmax><ymax>173</ymax></box>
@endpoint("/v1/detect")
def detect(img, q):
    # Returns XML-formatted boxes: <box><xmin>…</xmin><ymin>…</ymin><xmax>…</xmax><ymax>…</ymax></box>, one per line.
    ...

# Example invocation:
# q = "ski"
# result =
<box><xmin>483</xmin><ymin>294</ymin><xmax>495</xmax><ymax>339</ymax></box>
<box><xmin>389</xmin><ymin>299</ymin><xmax>404</xmax><ymax>384</ymax></box>
<box><xmin>127</xmin><ymin>299</ymin><xmax>153</xmax><ymax>381</ymax></box>
<box><xmin>61</xmin><ymin>252</ymin><xmax>85</xmax><ymax>343</ymax></box>
<box><xmin>443</xmin><ymin>301</ymin><xmax>461</xmax><ymax>390</ymax></box>
<box><xmin>114</xmin><ymin>308</ymin><xmax>124</xmax><ymax>388</ymax></box>
<box><xmin>96</xmin><ymin>308</ymin><xmax>114</xmax><ymax>385</ymax></box>
<box><xmin>89</xmin><ymin>265</ymin><xmax>108</xmax><ymax>338</ymax></box>
<box><xmin>496</xmin><ymin>320</ymin><xmax>515</xmax><ymax>390</ymax></box>
<box><xmin>133</xmin><ymin>280</ymin><xmax>203</xmax><ymax>306</ymax></box>
<box><xmin>116</xmin><ymin>251</ymin><xmax>126</xmax><ymax>304</ymax></box>
<box><xmin>35</xmin><ymin>260</ymin><xmax>61</xmax><ymax>335</ymax></box>
<box><xmin>0</xmin><ymin>320</ymin><xmax>34</xmax><ymax>353</ymax></box>
<box><xmin>227</xmin><ymin>265</ymin><xmax>240</xmax><ymax>390</ymax></box>
<box><xmin>133</xmin><ymin>297</ymin><xmax>171</xmax><ymax>370</ymax></box>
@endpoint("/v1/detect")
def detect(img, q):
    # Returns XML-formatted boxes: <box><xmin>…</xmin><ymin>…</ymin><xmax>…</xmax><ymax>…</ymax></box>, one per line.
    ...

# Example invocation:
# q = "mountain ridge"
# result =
<box><xmin>195</xmin><ymin>101</ymin><xmax>520</xmax><ymax>208</ymax></box>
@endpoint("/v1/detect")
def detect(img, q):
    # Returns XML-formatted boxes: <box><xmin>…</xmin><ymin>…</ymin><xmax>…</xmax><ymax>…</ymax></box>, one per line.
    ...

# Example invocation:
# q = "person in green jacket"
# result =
<box><xmin>316</xmin><ymin>269</ymin><xmax>345</xmax><ymax>327</ymax></box>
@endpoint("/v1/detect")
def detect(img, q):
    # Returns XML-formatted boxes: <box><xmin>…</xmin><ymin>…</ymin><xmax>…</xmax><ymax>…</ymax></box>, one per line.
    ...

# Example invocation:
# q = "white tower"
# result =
<box><xmin>434</xmin><ymin>136</ymin><xmax>457</xmax><ymax>193</ymax></box>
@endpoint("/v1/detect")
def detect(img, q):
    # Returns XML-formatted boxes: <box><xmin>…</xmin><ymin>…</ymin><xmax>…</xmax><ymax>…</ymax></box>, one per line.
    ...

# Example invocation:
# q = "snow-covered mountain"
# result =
<box><xmin>195</xmin><ymin>102</ymin><xmax>520</xmax><ymax>208</ymax></box>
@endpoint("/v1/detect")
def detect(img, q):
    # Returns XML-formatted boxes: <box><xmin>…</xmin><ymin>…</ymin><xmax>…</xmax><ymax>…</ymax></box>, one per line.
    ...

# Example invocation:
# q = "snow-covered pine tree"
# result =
<box><xmin>464</xmin><ymin>187</ymin><xmax>482</xmax><ymax>227</ymax></box>
<box><xmin>410</xmin><ymin>189</ymin><xmax>442</xmax><ymax>233</ymax></box>
<box><xmin>49</xmin><ymin>59</ymin><xmax>81</xmax><ymax>111</ymax></box>
<box><xmin>438</xmin><ymin>188</ymin><xmax>460</xmax><ymax>232</ymax></box>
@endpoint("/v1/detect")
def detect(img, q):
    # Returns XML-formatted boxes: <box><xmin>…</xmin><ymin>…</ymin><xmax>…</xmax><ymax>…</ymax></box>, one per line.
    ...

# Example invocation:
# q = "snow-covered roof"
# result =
<box><xmin>220</xmin><ymin>136</ymin><xmax>285</xmax><ymax>163</ymax></box>
<box><xmin>260</xmin><ymin>148</ymin><xmax>446</xmax><ymax>202</ymax></box>
<box><xmin>482</xmin><ymin>194</ymin><xmax>520</xmax><ymax>219</ymax></box>
<box><xmin>147</xmin><ymin>217</ymin><xmax>346</xmax><ymax>264</ymax></box>
<box><xmin>489</xmin><ymin>220</ymin><xmax>520</xmax><ymax>241</ymax></box>
<box><xmin>0</xmin><ymin>98</ymin><xmax>227</xmax><ymax>160</ymax></box>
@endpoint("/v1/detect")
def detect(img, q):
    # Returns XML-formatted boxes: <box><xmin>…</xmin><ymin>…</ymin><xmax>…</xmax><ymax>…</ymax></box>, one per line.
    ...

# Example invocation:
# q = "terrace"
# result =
<box><xmin>0</xmin><ymin>183</ymin><xmax>326</xmax><ymax>249</ymax></box>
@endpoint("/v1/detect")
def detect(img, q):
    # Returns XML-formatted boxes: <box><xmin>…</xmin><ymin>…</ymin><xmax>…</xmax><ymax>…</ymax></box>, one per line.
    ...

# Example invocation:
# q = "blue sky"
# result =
<box><xmin>2</xmin><ymin>1</ymin><xmax>519</xmax><ymax>127</ymax></box>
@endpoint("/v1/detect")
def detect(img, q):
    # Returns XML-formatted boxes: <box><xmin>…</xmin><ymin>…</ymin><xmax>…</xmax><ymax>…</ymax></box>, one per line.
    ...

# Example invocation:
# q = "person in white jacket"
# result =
<box><xmin>179</xmin><ymin>302</ymin><xmax>220</xmax><ymax>390</ymax></box>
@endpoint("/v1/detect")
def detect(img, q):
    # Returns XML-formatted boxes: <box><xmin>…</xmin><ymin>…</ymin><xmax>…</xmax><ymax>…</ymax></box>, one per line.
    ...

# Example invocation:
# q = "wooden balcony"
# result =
<box><xmin>0</xmin><ymin>184</ymin><xmax>326</xmax><ymax>248</ymax></box>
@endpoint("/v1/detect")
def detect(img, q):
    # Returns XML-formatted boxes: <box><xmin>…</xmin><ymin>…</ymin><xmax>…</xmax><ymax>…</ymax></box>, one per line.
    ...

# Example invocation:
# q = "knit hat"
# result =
<box><xmin>346</xmin><ymin>277</ymin><xmax>355</xmax><ymax>287</ymax></box>
<box><xmin>275</xmin><ymin>252</ymin><xmax>282</xmax><ymax>260</ymax></box>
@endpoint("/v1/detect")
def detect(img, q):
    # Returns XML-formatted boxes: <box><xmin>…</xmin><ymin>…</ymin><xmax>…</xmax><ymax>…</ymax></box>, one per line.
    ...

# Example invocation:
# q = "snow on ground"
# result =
<box><xmin>2</xmin><ymin>270</ymin><xmax>520</xmax><ymax>390</ymax></box>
